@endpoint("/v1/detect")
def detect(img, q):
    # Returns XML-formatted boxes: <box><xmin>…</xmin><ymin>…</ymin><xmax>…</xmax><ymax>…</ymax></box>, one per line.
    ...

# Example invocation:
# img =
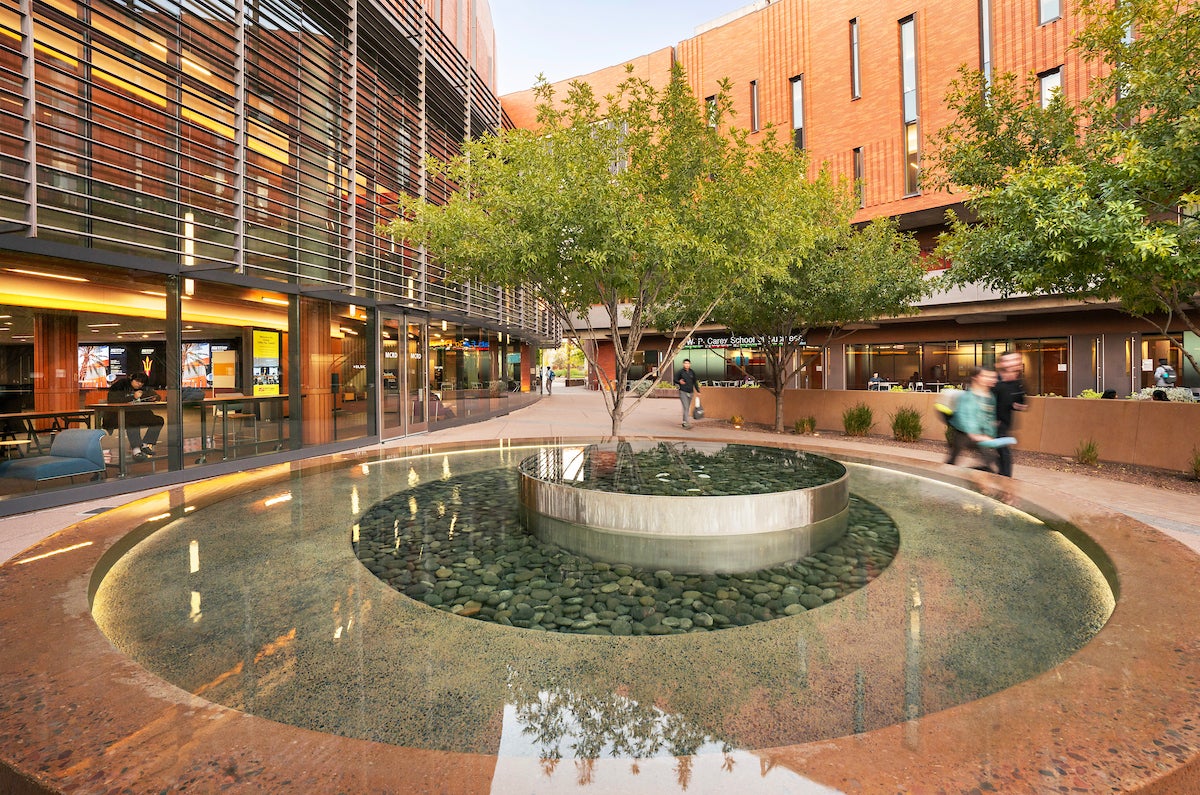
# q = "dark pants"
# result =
<box><xmin>995</xmin><ymin>423</ymin><xmax>1014</xmax><ymax>477</ymax></box>
<box><xmin>946</xmin><ymin>428</ymin><xmax>996</xmax><ymax>472</ymax></box>
<box><xmin>123</xmin><ymin>411</ymin><xmax>163</xmax><ymax>450</ymax></box>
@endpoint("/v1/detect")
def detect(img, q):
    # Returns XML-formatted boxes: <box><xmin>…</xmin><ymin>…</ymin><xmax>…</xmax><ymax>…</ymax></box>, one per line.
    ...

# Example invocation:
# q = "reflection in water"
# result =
<box><xmin>503</xmin><ymin>667</ymin><xmax>733</xmax><ymax>788</ymax></box>
<box><xmin>519</xmin><ymin>441</ymin><xmax>846</xmax><ymax>496</ymax></box>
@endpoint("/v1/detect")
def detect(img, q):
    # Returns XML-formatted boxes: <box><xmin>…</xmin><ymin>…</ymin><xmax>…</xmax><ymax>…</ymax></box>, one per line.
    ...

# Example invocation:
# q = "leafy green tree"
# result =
<box><xmin>389</xmin><ymin>65</ymin><xmax>828</xmax><ymax>434</ymax></box>
<box><xmin>709</xmin><ymin>180</ymin><xmax>927</xmax><ymax>431</ymax></box>
<box><xmin>931</xmin><ymin>0</ymin><xmax>1200</xmax><ymax>375</ymax></box>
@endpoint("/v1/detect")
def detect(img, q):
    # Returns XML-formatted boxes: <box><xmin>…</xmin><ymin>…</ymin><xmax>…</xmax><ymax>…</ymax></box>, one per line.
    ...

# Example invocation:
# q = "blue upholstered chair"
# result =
<box><xmin>0</xmin><ymin>428</ymin><xmax>107</xmax><ymax>485</ymax></box>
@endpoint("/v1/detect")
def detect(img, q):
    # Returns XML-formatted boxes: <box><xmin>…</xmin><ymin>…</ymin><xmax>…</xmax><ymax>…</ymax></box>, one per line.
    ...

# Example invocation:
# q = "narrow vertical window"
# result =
<box><xmin>849</xmin><ymin>18</ymin><xmax>861</xmax><ymax>99</ymax></box>
<box><xmin>900</xmin><ymin>16</ymin><xmax>919</xmax><ymax>194</ymax></box>
<box><xmin>705</xmin><ymin>95</ymin><xmax>718</xmax><ymax>129</ymax></box>
<box><xmin>749</xmin><ymin>80</ymin><xmax>760</xmax><ymax>132</ymax></box>
<box><xmin>790</xmin><ymin>75</ymin><xmax>805</xmax><ymax>150</ymax></box>
<box><xmin>1039</xmin><ymin>67</ymin><xmax>1062</xmax><ymax>107</ymax></box>
<box><xmin>853</xmin><ymin>146</ymin><xmax>865</xmax><ymax>208</ymax></box>
<box><xmin>979</xmin><ymin>0</ymin><xmax>992</xmax><ymax>88</ymax></box>
<box><xmin>1039</xmin><ymin>0</ymin><xmax>1061</xmax><ymax>24</ymax></box>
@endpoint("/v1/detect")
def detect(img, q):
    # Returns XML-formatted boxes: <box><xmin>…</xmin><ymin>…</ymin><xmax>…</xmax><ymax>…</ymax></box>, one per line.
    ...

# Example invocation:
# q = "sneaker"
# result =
<box><xmin>682</xmin><ymin>422</ymin><xmax>690</xmax><ymax>429</ymax></box>
<box><xmin>130</xmin><ymin>450</ymin><xmax>148</xmax><ymax>462</ymax></box>
<box><xmin>141</xmin><ymin>444</ymin><xmax>155</xmax><ymax>456</ymax></box>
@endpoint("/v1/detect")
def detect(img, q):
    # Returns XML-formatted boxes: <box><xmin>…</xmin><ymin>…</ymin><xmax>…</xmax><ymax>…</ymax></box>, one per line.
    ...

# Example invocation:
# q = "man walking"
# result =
<box><xmin>675</xmin><ymin>358</ymin><xmax>700</xmax><ymax>429</ymax></box>
<box><xmin>992</xmin><ymin>352</ymin><xmax>1027</xmax><ymax>477</ymax></box>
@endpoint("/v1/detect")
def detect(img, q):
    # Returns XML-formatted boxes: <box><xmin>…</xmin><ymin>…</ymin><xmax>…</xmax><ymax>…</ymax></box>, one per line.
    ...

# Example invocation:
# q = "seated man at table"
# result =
<box><xmin>103</xmin><ymin>373</ymin><xmax>164</xmax><ymax>462</ymax></box>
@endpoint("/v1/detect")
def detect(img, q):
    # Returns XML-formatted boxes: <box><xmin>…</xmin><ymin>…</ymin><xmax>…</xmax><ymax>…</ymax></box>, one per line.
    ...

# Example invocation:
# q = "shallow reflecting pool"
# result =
<box><xmin>91</xmin><ymin>442</ymin><xmax>1113</xmax><ymax>762</ymax></box>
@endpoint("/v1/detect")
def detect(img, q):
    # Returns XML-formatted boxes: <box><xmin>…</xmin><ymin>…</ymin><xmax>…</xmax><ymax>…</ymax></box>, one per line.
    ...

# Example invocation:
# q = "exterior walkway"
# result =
<box><xmin>3</xmin><ymin>382</ymin><xmax>1198</xmax><ymax>563</ymax></box>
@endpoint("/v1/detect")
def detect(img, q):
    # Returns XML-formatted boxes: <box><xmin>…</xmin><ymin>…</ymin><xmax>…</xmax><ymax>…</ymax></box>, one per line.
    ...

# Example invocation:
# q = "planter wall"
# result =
<box><xmin>698</xmin><ymin>388</ymin><xmax>1200</xmax><ymax>474</ymax></box>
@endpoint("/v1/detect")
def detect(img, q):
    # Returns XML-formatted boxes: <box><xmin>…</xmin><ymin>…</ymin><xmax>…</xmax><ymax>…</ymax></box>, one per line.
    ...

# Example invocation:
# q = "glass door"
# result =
<box><xmin>405</xmin><ymin>319</ymin><xmax>428</xmax><ymax>434</ymax></box>
<box><xmin>381</xmin><ymin>315</ymin><xmax>404</xmax><ymax>437</ymax></box>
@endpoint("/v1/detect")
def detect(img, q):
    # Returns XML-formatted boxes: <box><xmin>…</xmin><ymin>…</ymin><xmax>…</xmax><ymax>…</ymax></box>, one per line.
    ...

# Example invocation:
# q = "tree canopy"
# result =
<box><xmin>388</xmin><ymin>65</ymin><xmax>832</xmax><ymax>434</ymax></box>
<box><xmin>708</xmin><ymin>175</ymin><xmax>926</xmax><ymax>431</ymax></box>
<box><xmin>931</xmin><ymin>0</ymin><xmax>1200</xmax><ymax>373</ymax></box>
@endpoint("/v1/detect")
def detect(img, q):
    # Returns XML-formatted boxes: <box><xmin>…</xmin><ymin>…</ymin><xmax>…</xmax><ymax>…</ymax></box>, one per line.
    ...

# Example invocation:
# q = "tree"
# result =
<box><xmin>708</xmin><ymin>178</ymin><xmax>927</xmax><ymax>431</ymax></box>
<box><xmin>930</xmin><ymin>0</ymin><xmax>1200</xmax><ymax>375</ymax></box>
<box><xmin>388</xmin><ymin>65</ymin><xmax>828</xmax><ymax>434</ymax></box>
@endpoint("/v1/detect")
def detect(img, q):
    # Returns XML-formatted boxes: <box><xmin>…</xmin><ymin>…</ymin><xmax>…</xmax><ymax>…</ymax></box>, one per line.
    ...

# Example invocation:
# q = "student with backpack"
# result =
<box><xmin>1154</xmin><ymin>358</ymin><xmax>1177</xmax><ymax>388</ymax></box>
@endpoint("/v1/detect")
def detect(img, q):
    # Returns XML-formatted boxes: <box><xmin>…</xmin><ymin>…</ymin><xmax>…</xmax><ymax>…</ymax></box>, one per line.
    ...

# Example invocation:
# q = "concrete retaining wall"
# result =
<box><xmin>695</xmin><ymin>388</ymin><xmax>1200</xmax><ymax>474</ymax></box>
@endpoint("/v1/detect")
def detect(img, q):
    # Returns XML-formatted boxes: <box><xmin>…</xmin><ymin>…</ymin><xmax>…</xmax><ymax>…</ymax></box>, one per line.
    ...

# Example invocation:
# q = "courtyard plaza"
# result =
<box><xmin>2</xmin><ymin>383</ymin><xmax>1200</xmax><ymax>793</ymax></box>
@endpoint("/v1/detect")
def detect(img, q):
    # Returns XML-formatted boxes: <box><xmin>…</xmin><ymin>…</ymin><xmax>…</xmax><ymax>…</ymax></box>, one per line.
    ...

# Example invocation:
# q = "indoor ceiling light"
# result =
<box><xmin>5</xmin><ymin>267</ymin><xmax>88</xmax><ymax>283</ymax></box>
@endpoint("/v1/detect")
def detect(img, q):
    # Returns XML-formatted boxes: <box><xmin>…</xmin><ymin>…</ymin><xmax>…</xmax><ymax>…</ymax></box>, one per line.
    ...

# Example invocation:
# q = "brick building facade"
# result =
<box><xmin>502</xmin><ymin>0</ymin><xmax>1198</xmax><ymax>397</ymax></box>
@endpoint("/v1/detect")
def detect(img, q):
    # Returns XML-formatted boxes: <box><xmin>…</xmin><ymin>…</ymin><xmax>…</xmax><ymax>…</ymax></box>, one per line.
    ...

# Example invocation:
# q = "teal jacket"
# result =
<box><xmin>952</xmin><ymin>389</ymin><xmax>996</xmax><ymax>437</ymax></box>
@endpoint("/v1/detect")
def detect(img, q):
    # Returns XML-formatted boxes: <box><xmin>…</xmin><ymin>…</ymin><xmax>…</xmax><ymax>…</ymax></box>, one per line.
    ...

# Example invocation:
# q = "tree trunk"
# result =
<box><xmin>774</xmin><ymin>387</ymin><xmax>785</xmax><ymax>433</ymax></box>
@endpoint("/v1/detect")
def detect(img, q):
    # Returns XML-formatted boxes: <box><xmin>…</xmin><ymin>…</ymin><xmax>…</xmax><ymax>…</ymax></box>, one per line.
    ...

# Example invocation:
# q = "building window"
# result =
<box><xmin>1039</xmin><ymin>67</ymin><xmax>1062</xmax><ymax>107</ymax></box>
<box><xmin>705</xmin><ymin>95</ymin><xmax>718</xmax><ymax>128</ymax></box>
<box><xmin>790</xmin><ymin>75</ymin><xmax>805</xmax><ymax>150</ymax></box>
<box><xmin>900</xmin><ymin>16</ymin><xmax>919</xmax><ymax>194</ymax></box>
<box><xmin>1039</xmin><ymin>0</ymin><xmax>1061</xmax><ymax>24</ymax></box>
<box><xmin>853</xmin><ymin>147</ymin><xmax>865</xmax><ymax>208</ymax></box>
<box><xmin>749</xmin><ymin>80</ymin><xmax>760</xmax><ymax>131</ymax></box>
<box><xmin>850</xmin><ymin>18</ymin><xmax>861</xmax><ymax>99</ymax></box>
<box><xmin>979</xmin><ymin>0</ymin><xmax>992</xmax><ymax>87</ymax></box>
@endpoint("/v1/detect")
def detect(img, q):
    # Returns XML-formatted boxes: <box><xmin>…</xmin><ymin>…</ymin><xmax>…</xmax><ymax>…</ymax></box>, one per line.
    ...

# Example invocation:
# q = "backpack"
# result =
<box><xmin>934</xmin><ymin>389</ymin><xmax>962</xmax><ymax>428</ymax></box>
<box><xmin>1161</xmin><ymin>365</ymin><xmax>1177</xmax><ymax>385</ymax></box>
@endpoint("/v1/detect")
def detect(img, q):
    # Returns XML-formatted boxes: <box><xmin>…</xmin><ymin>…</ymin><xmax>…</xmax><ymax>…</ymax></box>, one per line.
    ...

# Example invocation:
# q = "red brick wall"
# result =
<box><xmin>500</xmin><ymin>1</ymin><xmax>1099</xmax><ymax>227</ymax></box>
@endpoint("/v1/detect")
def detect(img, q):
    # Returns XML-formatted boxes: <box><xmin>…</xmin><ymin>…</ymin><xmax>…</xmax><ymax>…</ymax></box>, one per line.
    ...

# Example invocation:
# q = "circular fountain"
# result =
<box><xmin>11</xmin><ymin>436</ymin><xmax>1199</xmax><ymax>794</ymax></box>
<box><xmin>517</xmin><ymin>441</ymin><xmax>849</xmax><ymax>572</ymax></box>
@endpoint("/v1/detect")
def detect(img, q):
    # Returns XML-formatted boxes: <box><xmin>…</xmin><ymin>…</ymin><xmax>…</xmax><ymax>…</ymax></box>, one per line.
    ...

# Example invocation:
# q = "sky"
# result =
<box><xmin>489</xmin><ymin>0</ymin><xmax>752</xmax><ymax>95</ymax></box>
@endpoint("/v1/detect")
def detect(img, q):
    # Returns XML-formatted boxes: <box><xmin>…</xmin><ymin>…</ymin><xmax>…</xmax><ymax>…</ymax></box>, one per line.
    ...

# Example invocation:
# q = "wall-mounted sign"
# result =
<box><xmin>684</xmin><ymin>334</ymin><xmax>805</xmax><ymax>349</ymax></box>
<box><xmin>252</xmin><ymin>329</ymin><xmax>281</xmax><ymax>396</ymax></box>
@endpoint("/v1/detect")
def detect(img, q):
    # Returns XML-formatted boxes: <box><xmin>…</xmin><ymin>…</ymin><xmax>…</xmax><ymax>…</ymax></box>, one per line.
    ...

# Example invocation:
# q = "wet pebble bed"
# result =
<box><xmin>354</xmin><ymin>468</ymin><xmax>899</xmax><ymax>636</ymax></box>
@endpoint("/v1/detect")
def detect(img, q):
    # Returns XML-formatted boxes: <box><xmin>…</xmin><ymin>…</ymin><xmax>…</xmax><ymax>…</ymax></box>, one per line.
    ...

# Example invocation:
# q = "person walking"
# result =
<box><xmin>946</xmin><ymin>365</ymin><xmax>999</xmax><ymax>471</ymax></box>
<box><xmin>992</xmin><ymin>352</ymin><xmax>1027</xmax><ymax>477</ymax></box>
<box><xmin>1153</xmin><ymin>358</ymin><xmax>1177</xmax><ymax>388</ymax></box>
<box><xmin>675</xmin><ymin>358</ymin><xmax>700</xmax><ymax>429</ymax></box>
<box><xmin>544</xmin><ymin>366</ymin><xmax>554</xmax><ymax>395</ymax></box>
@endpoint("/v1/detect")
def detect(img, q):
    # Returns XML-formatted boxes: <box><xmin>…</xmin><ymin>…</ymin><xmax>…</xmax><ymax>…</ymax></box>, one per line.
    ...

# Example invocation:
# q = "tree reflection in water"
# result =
<box><xmin>505</xmin><ymin>666</ymin><xmax>735</xmax><ymax>787</ymax></box>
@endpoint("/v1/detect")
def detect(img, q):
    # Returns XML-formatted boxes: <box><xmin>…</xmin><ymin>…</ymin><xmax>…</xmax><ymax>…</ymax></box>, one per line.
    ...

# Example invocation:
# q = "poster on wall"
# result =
<box><xmin>77</xmin><ymin>345</ymin><xmax>110</xmax><ymax>388</ymax></box>
<box><xmin>252</xmin><ymin>329</ymin><xmax>281</xmax><ymax>396</ymax></box>
<box><xmin>182</xmin><ymin>342</ymin><xmax>211</xmax><ymax>389</ymax></box>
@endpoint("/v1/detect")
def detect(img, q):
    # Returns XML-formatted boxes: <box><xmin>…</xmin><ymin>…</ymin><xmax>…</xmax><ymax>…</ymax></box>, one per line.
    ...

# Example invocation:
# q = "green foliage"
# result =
<box><xmin>793</xmin><ymin>416</ymin><xmax>816</xmax><ymax>435</ymax></box>
<box><xmin>842</xmin><ymin>403</ymin><xmax>874</xmax><ymax>437</ymax></box>
<box><xmin>1074</xmin><ymin>438</ymin><xmax>1100</xmax><ymax>467</ymax></box>
<box><xmin>931</xmin><ymin>0</ymin><xmax>1200</xmax><ymax>377</ymax></box>
<box><xmin>730</xmin><ymin>414</ymin><xmax>745</xmax><ymax>427</ymax></box>
<box><xmin>708</xmin><ymin>206</ymin><xmax>927</xmax><ymax>431</ymax></box>
<box><xmin>388</xmin><ymin>65</ymin><xmax>838</xmax><ymax>435</ymax></box>
<box><xmin>1076</xmin><ymin>389</ymin><xmax>1103</xmax><ymax>399</ymax></box>
<box><xmin>889</xmin><ymin>406</ymin><xmax>924</xmax><ymax>442</ymax></box>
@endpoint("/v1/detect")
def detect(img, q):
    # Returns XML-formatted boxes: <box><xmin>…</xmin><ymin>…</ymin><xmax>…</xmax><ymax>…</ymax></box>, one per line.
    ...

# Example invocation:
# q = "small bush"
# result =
<box><xmin>793</xmin><ymin>415</ymin><xmax>816</xmax><ymax>435</ymax></box>
<box><xmin>1076</xmin><ymin>388</ymin><xmax>1103</xmax><ymax>399</ymax></box>
<box><xmin>730</xmin><ymin>414</ymin><xmax>744</xmax><ymax>427</ymax></box>
<box><xmin>1190</xmin><ymin>448</ymin><xmax>1200</xmax><ymax>481</ymax></box>
<box><xmin>842</xmin><ymin>403</ymin><xmax>874</xmax><ymax>437</ymax></box>
<box><xmin>1074</xmin><ymin>438</ymin><xmax>1100</xmax><ymax>466</ymax></box>
<box><xmin>631</xmin><ymin>379</ymin><xmax>652</xmax><ymax>395</ymax></box>
<box><xmin>1132</xmin><ymin>386</ymin><xmax>1197</xmax><ymax>402</ymax></box>
<box><xmin>890</xmin><ymin>406</ymin><xmax>923</xmax><ymax>442</ymax></box>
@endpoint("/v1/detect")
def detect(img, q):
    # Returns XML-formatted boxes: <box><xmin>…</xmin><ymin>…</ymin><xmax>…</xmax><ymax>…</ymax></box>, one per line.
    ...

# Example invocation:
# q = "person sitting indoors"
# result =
<box><xmin>104</xmin><ymin>372</ymin><xmax>164</xmax><ymax>462</ymax></box>
<box><xmin>946</xmin><ymin>366</ymin><xmax>1000</xmax><ymax>472</ymax></box>
<box><xmin>867</xmin><ymin>372</ymin><xmax>885</xmax><ymax>390</ymax></box>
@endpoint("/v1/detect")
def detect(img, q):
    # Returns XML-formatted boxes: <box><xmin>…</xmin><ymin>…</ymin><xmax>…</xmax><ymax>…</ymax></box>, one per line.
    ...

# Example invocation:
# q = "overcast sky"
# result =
<box><xmin>489</xmin><ymin>0</ymin><xmax>750</xmax><ymax>95</ymax></box>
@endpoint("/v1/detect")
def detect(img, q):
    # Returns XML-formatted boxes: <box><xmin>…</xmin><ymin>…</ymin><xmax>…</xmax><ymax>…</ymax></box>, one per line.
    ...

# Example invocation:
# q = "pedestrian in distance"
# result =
<box><xmin>675</xmin><ymin>358</ymin><xmax>700</xmax><ymax>429</ymax></box>
<box><xmin>946</xmin><ymin>365</ymin><xmax>1005</xmax><ymax>473</ymax></box>
<box><xmin>992</xmin><ymin>352</ymin><xmax>1027</xmax><ymax>478</ymax></box>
